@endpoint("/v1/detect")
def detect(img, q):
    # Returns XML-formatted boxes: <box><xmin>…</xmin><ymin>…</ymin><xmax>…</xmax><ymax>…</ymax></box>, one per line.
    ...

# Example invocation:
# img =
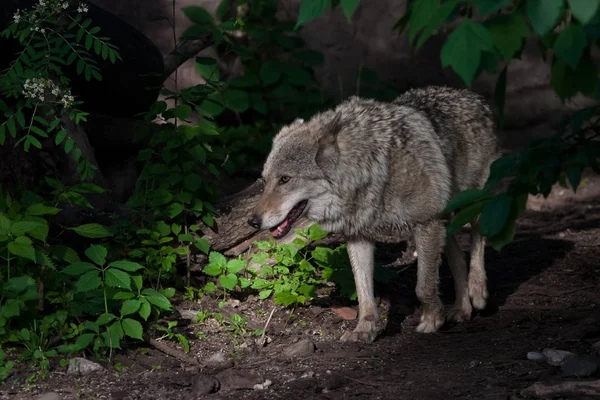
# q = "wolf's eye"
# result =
<box><xmin>279</xmin><ymin>175</ymin><xmax>291</xmax><ymax>184</ymax></box>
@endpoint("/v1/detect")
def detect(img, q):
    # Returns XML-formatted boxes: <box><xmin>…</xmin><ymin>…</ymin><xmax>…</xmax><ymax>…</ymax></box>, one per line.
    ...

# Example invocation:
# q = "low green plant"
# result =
<box><xmin>154</xmin><ymin>321</ymin><xmax>190</xmax><ymax>353</ymax></box>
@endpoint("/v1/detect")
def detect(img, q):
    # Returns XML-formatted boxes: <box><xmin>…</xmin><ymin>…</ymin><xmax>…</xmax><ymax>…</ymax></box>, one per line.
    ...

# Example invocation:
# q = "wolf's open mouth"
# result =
<box><xmin>270</xmin><ymin>200</ymin><xmax>308</xmax><ymax>239</ymax></box>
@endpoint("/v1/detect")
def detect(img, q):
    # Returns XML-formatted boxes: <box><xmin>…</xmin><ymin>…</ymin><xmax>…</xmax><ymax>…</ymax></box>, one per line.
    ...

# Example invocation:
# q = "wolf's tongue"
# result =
<box><xmin>270</xmin><ymin>219</ymin><xmax>289</xmax><ymax>237</ymax></box>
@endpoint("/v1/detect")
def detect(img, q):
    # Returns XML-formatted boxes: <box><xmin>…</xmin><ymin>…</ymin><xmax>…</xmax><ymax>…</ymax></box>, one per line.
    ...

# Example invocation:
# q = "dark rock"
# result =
<box><xmin>282</xmin><ymin>339</ymin><xmax>316</xmax><ymax>358</ymax></box>
<box><xmin>67</xmin><ymin>357</ymin><xmax>104</xmax><ymax>375</ymax></box>
<box><xmin>191</xmin><ymin>375</ymin><xmax>220</xmax><ymax>395</ymax></box>
<box><xmin>561</xmin><ymin>355</ymin><xmax>599</xmax><ymax>378</ymax></box>
<box><xmin>215</xmin><ymin>368</ymin><xmax>262</xmax><ymax>390</ymax></box>
<box><xmin>543</xmin><ymin>348</ymin><xmax>575</xmax><ymax>366</ymax></box>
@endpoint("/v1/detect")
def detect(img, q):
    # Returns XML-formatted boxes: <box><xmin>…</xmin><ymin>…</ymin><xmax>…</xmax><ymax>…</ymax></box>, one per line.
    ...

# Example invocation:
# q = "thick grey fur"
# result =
<box><xmin>250</xmin><ymin>86</ymin><xmax>500</xmax><ymax>343</ymax></box>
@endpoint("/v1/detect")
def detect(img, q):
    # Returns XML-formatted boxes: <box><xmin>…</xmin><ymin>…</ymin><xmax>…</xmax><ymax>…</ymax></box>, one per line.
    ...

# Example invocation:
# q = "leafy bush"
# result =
<box><xmin>297</xmin><ymin>0</ymin><xmax>600</xmax><ymax>249</ymax></box>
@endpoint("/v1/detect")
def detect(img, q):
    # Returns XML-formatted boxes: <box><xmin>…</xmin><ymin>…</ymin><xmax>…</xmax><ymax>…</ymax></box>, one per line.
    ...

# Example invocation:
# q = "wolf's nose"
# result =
<box><xmin>247</xmin><ymin>215</ymin><xmax>262</xmax><ymax>229</ymax></box>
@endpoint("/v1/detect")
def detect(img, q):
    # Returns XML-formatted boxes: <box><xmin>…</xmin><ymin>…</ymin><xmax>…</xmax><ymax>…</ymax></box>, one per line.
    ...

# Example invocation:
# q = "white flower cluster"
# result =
<box><xmin>23</xmin><ymin>77</ymin><xmax>75</xmax><ymax>108</ymax></box>
<box><xmin>12</xmin><ymin>1</ymin><xmax>74</xmax><ymax>28</ymax></box>
<box><xmin>13</xmin><ymin>9</ymin><xmax>21</xmax><ymax>24</ymax></box>
<box><xmin>77</xmin><ymin>3</ymin><xmax>89</xmax><ymax>13</ymax></box>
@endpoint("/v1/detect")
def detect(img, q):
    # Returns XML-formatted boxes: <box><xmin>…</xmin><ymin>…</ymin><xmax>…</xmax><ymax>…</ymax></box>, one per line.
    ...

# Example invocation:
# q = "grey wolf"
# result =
<box><xmin>248</xmin><ymin>86</ymin><xmax>499</xmax><ymax>343</ymax></box>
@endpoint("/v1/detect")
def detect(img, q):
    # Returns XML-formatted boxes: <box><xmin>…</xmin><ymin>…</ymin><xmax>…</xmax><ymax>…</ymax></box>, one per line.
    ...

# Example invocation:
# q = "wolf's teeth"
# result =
<box><xmin>277</xmin><ymin>227</ymin><xmax>283</xmax><ymax>234</ymax></box>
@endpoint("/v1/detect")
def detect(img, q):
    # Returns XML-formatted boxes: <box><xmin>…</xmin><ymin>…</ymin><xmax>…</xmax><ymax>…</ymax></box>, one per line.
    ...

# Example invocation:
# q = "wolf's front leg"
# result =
<box><xmin>414</xmin><ymin>220</ymin><xmax>445</xmax><ymax>333</ymax></box>
<box><xmin>340</xmin><ymin>239</ymin><xmax>380</xmax><ymax>343</ymax></box>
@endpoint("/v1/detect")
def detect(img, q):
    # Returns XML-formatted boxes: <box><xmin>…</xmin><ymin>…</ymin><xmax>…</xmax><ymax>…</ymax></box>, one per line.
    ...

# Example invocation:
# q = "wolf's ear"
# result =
<box><xmin>316</xmin><ymin>112</ymin><xmax>342</xmax><ymax>170</ymax></box>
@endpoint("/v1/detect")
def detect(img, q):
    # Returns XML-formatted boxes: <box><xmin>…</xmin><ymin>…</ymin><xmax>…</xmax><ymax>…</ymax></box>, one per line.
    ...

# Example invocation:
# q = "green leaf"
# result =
<box><xmin>109</xmin><ymin>260</ymin><xmax>145</xmax><ymax>272</ymax></box>
<box><xmin>61</xmin><ymin>261</ymin><xmax>97</xmax><ymax>276</ymax></box>
<box><xmin>85</xmin><ymin>244</ymin><xmax>107</xmax><ymax>266</ymax></box>
<box><xmin>219</xmin><ymin>273</ymin><xmax>238</xmax><ymax>290</ymax></box>
<box><xmin>216</xmin><ymin>0</ymin><xmax>230</xmax><ymax>20</ymax></box>
<box><xmin>551</xmin><ymin>56</ymin><xmax>598</xmax><ymax>100</ymax></box>
<box><xmin>440</xmin><ymin>20</ymin><xmax>494</xmax><ymax>86</ymax></box>
<box><xmin>76</xmin><ymin>270</ymin><xmax>102</xmax><ymax>292</ymax></box>
<box><xmin>122</xmin><ymin>318</ymin><xmax>143</xmax><ymax>340</ymax></box>
<box><xmin>68</xmin><ymin>223</ymin><xmax>113</xmax><ymax>238</ymax></box>
<box><xmin>139</xmin><ymin>299</ymin><xmax>151</xmax><ymax>320</ymax></box>
<box><xmin>295</xmin><ymin>0</ymin><xmax>332</xmax><ymax>29</ymax></box>
<box><xmin>474</xmin><ymin>0</ymin><xmax>512</xmax><ymax>16</ymax></box>
<box><xmin>479</xmin><ymin>193</ymin><xmax>512</xmax><ymax>237</ymax></box>
<box><xmin>209</xmin><ymin>251</ymin><xmax>227</xmax><ymax>269</ymax></box>
<box><xmin>0</xmin><ymin>215</ymin><xmax>10</xmax><ymax>235</ymax></box>
<box><xmin>274</xmin><ymin>290</ymin><xmax>301</xmax><ymax>306</ymax></box>
<box><xmin>165</xmin><ymin>203</ymin><xmax>184</xmax><ymax>218</ymax></box>
<box><xmin>105</xmin><ymin>268</ymin><xmax>131</xmax><ymax>289</ymax></box>
<box><xmin>258</xmin><ymin>289</ymin><xmax>273</xmax><ymax>299</ymax></box>
<box><xmin>415</xmin><ymin>0</ymin><xmax>462</xmax><ymax>49</ymax></box>
<box><xmin>142</xmin><ymin>288</ymin><xmax>173</xmax><ymax>310</ymax></box>
<box><xmin>226</xmin><ymin>259</ymin><xmax>246</xmax><ymax>274</ymax></box>
<box><xmin>553</xmin><ymin>24</ymin><xmax>588</xmax><ymax>68</ymax></box>
<box><xmin>408</xmin><ymin>0</ymin><xmax>440</xmax><ymax>44</ymax></box>
<box><xmin>223</xmin><ymin>89</ymin><xmax>249</xmax><ymax>112</ymax></box>
<box><xmin>568</xmin><ymin>0</ymin><xmax>600</xmax><ymax>24</ymax></box>
<box><xmin>10</xmin><ymin>221</ymin><xmax>44</xmax><ymax>236</ymax></box>
<box><xmin>25</xmin><ymin>204</ymin><xmax>61</xmax><ymax>216</ymax></box>
<box><xmin>74</xmin><ymin>333</ymin><xmax>95</xmax><ymax>350</ymax></box>
<box><xmin>239</xmin><ymin>277</ymin><xmax>252</xmax><ymax>288</ymax></box>
<box><xmin>443</xmin><ymin>188</ymin><xmax>494</xmax><ymax>214</ymax></box>
<box><xmin>120</xmin><ymin>299</ymin><xmax>141</xmax><ymax>316</ymax></box>
<box><xmin>96</xmin><ymin>313</ymin><xmax>116</xmax><ymax>326</ymax></box>
<box><xmin>260</xmin><ymin>60</ymin><xmax>283</xmax><ymax>85</ymax></box>
<box><xmin>173</xmin><ymin>104</ymin><xmax>192</xmax><ymax>120</ymax></box>
<box><xmin>340</xmin><ymin>0</ymin><xmax>360</xmax><ymax>21</ymax></box>
<box><xmin>447</xmin><ymin>200</ymin><xmax>486</xmax><ymax>234</ymax></box>
<box><xmin>526</xmin><ymin>0</ymin><xmax>565</xmax><ymax>37</ymax></box>
<box><xmin>195</xmin><ymin>238</ymin><xmax>210</xmax><ymax>254</ymax></box>
<box><xmin>486</xmin><ymin>12</ymin><xmax>530</xmax><ymax>59</ymax></box>
<box><xmin>105</xmin><ymin>321</ymin><xmax>124</xmax><ymax>349</ymax></box>
<box><xmin>8</xmin><ymin>236</ymin><xmax>35</xmax><ymax>261</ymax></box>
<box><xmin>1</xmin><ymin>299</ymin><xmax>24</xmax><ymax>318</ymax></box>
<box><xmin>184</xmin><ymin>173</ymin><xmax>203</xmax><ymax>191</ymax></box>
<box><xmin>203</xmin><ymin>263</ymin><xmax>222</xmax><ymax>276</ymax></box>
<box><xmin>181</xmin><ymin>6</ymin><xmax>214</xmax><ymax>24</ymax></box>
<box><xmin>196</xmin><ymin>58</ymin><xmax>220</xmax><ymax>81</ymax></box>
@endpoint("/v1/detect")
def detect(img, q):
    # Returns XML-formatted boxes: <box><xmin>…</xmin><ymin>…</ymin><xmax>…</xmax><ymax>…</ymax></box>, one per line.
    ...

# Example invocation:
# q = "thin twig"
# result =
<box><xmin>258</xmin><ymin>307</ymin><xmax>276</xmax><ymax>347</ymax></box>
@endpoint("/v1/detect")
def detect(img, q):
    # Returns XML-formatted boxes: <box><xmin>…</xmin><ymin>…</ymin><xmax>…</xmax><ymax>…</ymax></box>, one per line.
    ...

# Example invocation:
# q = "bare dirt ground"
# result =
<box><xmin>2</xmin><ymin>173</ymin><xmax>600</xmax><ymax>400</ymax></box>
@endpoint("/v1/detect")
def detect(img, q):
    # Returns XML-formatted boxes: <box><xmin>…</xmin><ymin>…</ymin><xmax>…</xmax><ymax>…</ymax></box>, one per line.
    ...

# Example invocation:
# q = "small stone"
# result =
<box><xmin>253</xmin><ymin>379</ymin><xmax>272</xmax><ymax>390</ymax></box>
<box><xmin>561</xmin><ymin>355</ymin><xmax>599</xmax><ymax>377</ymax></box>
<box><xmin>36</xmin><ymin>393</ymin><xmax>62</xmax><ymax>400</ymax></box>
<box><xmin>282</xmin><ymin>339</ymin><xmax>315</xmax><ymax>358</ymax></box>
<box><xmin>527</xmin><ymin>351</ymin><xmax>546</xmax><ymax>362</ymax></box>
<box><xmin>469</xmin><ymin>360</ymin><xmax>480</xmax><ymax>368</ymax></box>
<box><xmin>204</xmin><ymin>351</ymin><xmax>233</xmax><ymax>369</ymax></box>
<box><xmin>542</xmin><ymin>348</ymin><xmax>575</xmax><ymax>366</ymax></box>
<box><xmin>179</xmin><ymin>309</ymin><xmax>200</xmax><ymax>320</ymax></box>
<box><xmin>192</xmin><ymin>375</ymin><xmax>220</xmax><ymax>395</ymax></box>
<box><xmin>323</xmin><ymin>373</ymin><xmax>349</xmax><ymax>390</ymax></box>
<box><xmin>301</xmin><ymin>371</ymin><xmax>315</xmax><ymax>379</ymax></box>
<box><xmin>216</xmin><ymin>369</ymin><xmax>262</xmax><ymax>390</ymax></box>
<box><xmin>330</xmin><ymin>307</ymin><xmax>358</xmax><ymax>320</ymax></box>
<box><xmin>67</xmin><ymin>357</ymin><xmax>104</xmax><ymax>375</ymax></box>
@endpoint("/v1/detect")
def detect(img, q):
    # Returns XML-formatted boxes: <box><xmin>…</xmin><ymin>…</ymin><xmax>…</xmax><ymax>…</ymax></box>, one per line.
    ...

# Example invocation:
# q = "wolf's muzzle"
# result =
<box><xmin>248</xmin><ymin>215</ymin><xmax>262</xmax><ymax>229</ymax></box>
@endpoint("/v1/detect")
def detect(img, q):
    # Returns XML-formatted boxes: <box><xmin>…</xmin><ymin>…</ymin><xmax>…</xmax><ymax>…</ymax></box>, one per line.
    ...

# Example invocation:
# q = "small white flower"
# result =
<box><xmin>34</xmin><ymin>26</ymin><xmax>40</xmax><ymax>32</ymax></box>
<box><xmin>77</xmin><ymin>2</ymin><xmax>88</xmax><ymax>13</ymax></box>
<box><xmin>40</xmin><ymin>28</ymin><xmax>46</xmax><ymax>34</ymax></box>
<box><xmin>62</xmin><ymin>2</ymin><xmax>69</xmax><ymax>9</ymax></box>
<box><xmin>13</xmin><ymin>10</ymin><xmax>21</xmax><ymax>24</ymax></box>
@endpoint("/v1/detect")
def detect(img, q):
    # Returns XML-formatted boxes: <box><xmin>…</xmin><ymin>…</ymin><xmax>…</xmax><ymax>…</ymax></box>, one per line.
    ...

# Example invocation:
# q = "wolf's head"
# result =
<box><xmin>247</xmin><ymin>112</ymin><xmax>343</xmax><ymax>238</ymax></box>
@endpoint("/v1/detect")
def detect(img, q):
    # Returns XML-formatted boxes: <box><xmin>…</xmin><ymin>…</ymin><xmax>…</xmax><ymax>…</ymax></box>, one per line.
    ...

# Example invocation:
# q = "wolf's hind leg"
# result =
<box><xmin>445</xmin><ymin>234</ymin><xmax>472</xmax><ymax>322</ymax></box>
<box><xmin>340</xmin><ymin>239</ymin><xmax>380</xmax><ymax>343</ymax></box>
<box><xmin>414</xmin><ymin>220</ymin><xmax>445</xmax><ymax>333</ymax></box>
<box><xmin>468</xmin><ymin>218</ymin><xmax>488</xmax><ymax>310</ymax></box>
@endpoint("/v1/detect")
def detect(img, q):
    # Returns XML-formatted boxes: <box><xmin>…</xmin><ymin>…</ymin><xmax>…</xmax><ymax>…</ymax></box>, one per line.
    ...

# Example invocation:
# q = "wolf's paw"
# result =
<box><xmin>446</xmin><ymin>301</ymin><xmax>473</xmax><ymax>323</ymax></box>
<box><xmin>340</xmin><ymin>319</ymin><xmax>378</xmax><ymax>344</ymax></box>
<box><xmin>468</xmin><ymin>280</ymin><xmax>488</xmax><ymax>310</ymax></box>
<box><xmin>416</xmin><ymin>310</ymin><xmax>444</xmax><ymax>333</ymax></box>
